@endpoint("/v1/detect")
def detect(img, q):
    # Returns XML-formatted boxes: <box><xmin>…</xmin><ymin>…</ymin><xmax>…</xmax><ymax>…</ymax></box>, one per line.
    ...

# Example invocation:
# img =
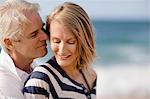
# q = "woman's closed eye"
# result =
<box><xmin>67</xmin><ymin>39</ymin><xmax>76</xmax><ymax>44</ymax></box>
<box><xmin>52</xmin><ymin>38</ymin><xmax>77</xmax><ymax>44</ymax></box>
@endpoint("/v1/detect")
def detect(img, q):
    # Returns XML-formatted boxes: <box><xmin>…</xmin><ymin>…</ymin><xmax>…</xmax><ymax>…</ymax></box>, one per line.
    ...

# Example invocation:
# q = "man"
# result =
<box><xmin>0</xmin><ymin>0</ymin><xmax>48</xmax><ymax>98</ymax></box>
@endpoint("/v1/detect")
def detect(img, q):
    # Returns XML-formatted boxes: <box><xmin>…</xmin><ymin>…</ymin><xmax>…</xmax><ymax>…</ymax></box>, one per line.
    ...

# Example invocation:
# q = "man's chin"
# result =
<box><xmin>37</xmin><ymin>50</ymin><xmax>48</xmax><ymax>58</ymax></box>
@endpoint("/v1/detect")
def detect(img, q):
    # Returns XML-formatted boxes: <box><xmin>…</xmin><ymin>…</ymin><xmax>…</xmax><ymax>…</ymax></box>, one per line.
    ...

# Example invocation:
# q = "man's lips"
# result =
<box><xmin>37</xmin><ymin>44</ymin><xmax>47</xmax><ymax>48</ymax></box>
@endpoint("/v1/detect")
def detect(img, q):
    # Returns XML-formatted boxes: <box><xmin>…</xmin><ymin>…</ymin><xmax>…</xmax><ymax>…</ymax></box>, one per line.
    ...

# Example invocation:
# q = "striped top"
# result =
<box><xmin>23</xmin><ymin>57</ymin><xmax>97</xmax><ymax>99</ymax></box>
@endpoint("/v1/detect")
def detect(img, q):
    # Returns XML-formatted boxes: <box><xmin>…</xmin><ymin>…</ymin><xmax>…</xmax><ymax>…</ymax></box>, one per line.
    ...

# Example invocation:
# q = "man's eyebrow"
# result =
<box><xmin>29</xmin><ymin>23</ymin><xmax>45</xmax><ymax>37</ymax></box>
<box><xmin>26</xmin><ymin>30</ymin><xmax>38</xmax><ymax>38</ymax></box>
<box><xmin>31</xmin><ymin>29</ymin><xmax>38</xmax><ymax>34</ymax></box>
<box><xmin>30</xmin><ymin>23</ymin><xmax>45</xmax><ymax>35</ymax></box>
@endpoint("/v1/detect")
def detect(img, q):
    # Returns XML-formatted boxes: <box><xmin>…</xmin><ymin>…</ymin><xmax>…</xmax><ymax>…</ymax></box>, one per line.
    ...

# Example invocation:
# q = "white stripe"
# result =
<box><xmin>33</xmin><ymin>66</ymin><xmax>65</xmax><ymax>95</ymax></box>
<box><xmin>24</xmin><ymin>92</ymin><xmax>50</xmax><ymax>99</ymax></box>
<box><xmin>41</xmin><ymin>63</ymin><xmax>83</xmax><ymax>90</ymax></box>
<box><xmin>58</xmin><ymin>90</ymin><xmax>86</xmax><ymax>99</ymax></box>
<box><xmin>25</xmin><ymin>78</ymin><xmax>49</xmax><ymax>93</ymax></box>
<box><xmin>91</xmin><ymin>94</ymin><xmax>97</xmax><ymax>99</ymax></box>
<box><xmin>33</xmin><ymin>66</ymin><xmax>87</xmax><ymax>98</ymax></box>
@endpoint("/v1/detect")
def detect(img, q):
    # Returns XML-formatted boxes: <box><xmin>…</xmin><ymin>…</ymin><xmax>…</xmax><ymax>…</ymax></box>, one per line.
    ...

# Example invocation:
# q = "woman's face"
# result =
<box><xmin>50</xmin><ymin>21</ymin><xmax>78</xmax><ymax>68</ymax></box>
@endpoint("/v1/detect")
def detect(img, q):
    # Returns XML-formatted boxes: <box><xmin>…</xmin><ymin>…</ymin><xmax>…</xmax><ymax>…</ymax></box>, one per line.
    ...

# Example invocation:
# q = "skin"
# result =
<box><xmin>50</xmin><ymin>21</ymin><xmax>79</xmax><ymax>76</ymax></box>
<box><xmin>5</xmin><ymin>12</ymin><xmax>48</xmax><ymax>72</ymax></box>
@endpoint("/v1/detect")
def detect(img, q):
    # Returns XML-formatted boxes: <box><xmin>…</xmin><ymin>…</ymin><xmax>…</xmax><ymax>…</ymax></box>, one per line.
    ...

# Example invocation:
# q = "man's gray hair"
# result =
<box><xmin>0</xmin><ymin>0</ymin><xmax>39</xmax><ymax>52</ymax></box>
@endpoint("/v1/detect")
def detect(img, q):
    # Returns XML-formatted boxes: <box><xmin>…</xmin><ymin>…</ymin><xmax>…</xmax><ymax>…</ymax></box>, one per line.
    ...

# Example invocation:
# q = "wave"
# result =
<box><xmin>94</xmin><ymin>44</ymin><xmax>150</xmax><ymax>67</ymax></box>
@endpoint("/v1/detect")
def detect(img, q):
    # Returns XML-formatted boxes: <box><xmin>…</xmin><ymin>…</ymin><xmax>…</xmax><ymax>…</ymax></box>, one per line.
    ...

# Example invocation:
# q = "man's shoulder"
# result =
<box><xmin>0</xmin><ymin>68</ymin><xmax>20</xmax><ymax>83</ymax></box>
<box><xmin>0</xmin><ymin>69</ymin><xmax>23</xmax><ymax>97</ymax></box>
<box><xmin>0</xmin><ymin>64</ymin><xmax>9</xmax><ymax>75</ymax></box>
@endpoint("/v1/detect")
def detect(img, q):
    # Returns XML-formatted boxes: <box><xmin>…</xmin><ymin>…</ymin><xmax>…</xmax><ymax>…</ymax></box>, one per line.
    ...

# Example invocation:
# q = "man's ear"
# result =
<box><xmin>3</xmin><ymin>38</ymin><xmax>13</xmax><ymax>50</ymax></box>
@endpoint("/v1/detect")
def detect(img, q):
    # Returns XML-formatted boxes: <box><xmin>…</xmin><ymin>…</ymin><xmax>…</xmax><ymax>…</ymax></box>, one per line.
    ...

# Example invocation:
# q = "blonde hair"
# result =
<box><xmin>46</xmin><ymin>2</ymin><xmax>96</xmax><ymax>69</ymax></box>
<box><xmin>0</xmin><ymin>0</ymin><xmax>39</xmax><ymax>52</ymax></box>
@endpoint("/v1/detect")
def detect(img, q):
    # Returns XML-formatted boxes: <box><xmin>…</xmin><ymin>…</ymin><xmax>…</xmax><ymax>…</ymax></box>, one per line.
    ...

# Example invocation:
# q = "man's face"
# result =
<box><xmin>12</xmin><ymin>12</ymin><xmax>48</xmax><ymax>60</ymax></box>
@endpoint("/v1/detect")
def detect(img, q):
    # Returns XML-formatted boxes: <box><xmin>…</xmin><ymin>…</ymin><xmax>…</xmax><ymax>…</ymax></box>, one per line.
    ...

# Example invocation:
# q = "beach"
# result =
<box><xmin>95</xmin><ymin>65</ymin><xmax>150</xmax><ymax>99</ymax></box>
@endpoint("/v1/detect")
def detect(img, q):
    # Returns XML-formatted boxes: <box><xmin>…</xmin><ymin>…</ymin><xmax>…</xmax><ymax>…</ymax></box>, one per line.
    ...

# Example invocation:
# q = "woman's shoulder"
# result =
<box><xmin>29</xmin><ymin>63</ymin><xmax>53</xmax><ymax>80</ymax></box>
<box><xmin>82</xmin><ymin>67</ymin><xmax>97</xmax><ymax>88</ymax></box>
<box><xmin>24</xmin><ymin>64</ymin><xmax>52</xmax><ymax>88</ymax></box>
<box><xmin>82</xmin><ymin>67</ymin><xmax>97</xmax><ymax>78</ymax></box>
<box><xmin>33</xmin><ymin>63</ymin><xmax>52</xmax><ymax>72</ymax></box>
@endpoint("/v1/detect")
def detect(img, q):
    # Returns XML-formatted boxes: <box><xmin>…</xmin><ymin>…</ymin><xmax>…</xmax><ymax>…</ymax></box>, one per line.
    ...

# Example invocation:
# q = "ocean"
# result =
<box><xmin>92</xmin><ymin>20</ymin><xmax>150</xmax><ymax>67</ymax></box>
<box><xmin>37</xmin><ymin>20</ymin><xmax>150</xmax><ymax>68</ymax></box>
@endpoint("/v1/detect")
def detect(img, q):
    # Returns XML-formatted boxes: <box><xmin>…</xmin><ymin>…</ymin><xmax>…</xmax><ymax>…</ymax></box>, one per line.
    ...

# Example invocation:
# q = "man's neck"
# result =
<box><xmin>10</xmin><ymin>53</ymin><xmax>33</xmax><ymax>73</ymax></box>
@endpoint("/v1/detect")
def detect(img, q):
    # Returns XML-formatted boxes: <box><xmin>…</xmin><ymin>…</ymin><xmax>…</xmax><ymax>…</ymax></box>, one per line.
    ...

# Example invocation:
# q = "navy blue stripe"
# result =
<box><xmin>40</xmin><ymin>65</ymin><xmax>84</xmax><ymax>94</ymax></box>
<box><xmin>24</xmin><ymin>74</ymin><xmax>31</xmax><ymax>86</ymax></box>
<box><xmin>23</xmin><ymin>86</ymin><xmax>49</xmax><ymax>97</ymax></box>
<box><xmin>91</xmin><ymin>89</ymin><xmax>96</xmax><ymax>94</ymax></box>
<box><xmin>47</xmin><ymin>75</ymin><xmax>59</xmax><ymax>98</ymax></box>
<box><xmin>24</xmin><ymin>71</ymin><xmax>59</xmax><ymax>98</ymax></box>
<box><xmin>47</xmin><ymin>57</ymin><xmax>83</xmax><ymax>86</ymax></box>
<box><xmin>29</xmin><ymin>71</ymin><xmax>50</xmax><ymax>84</ymax></box>
<box><xmin>91</xmin><ymin>78</ymin><xmax>97</xmax><ymax>94</ymax></box>
<box><xmin>47</xmin><ymin>58</ymin><xmax>96</xmax><ymax>94</ymax></box>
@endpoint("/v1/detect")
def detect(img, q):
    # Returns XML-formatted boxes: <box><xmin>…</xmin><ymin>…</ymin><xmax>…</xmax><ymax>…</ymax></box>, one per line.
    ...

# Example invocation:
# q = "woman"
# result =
<box><xmin>23</xmin><ymin>2</ymin><xmax>97</xmax><ymax>99</ymax></box>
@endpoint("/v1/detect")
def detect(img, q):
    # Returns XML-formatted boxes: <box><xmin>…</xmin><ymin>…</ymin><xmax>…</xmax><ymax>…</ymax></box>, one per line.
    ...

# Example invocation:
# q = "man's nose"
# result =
<box><xmin>39</xmin><ymin>30</ymin><xmax>48</xmax><ymax>40</ymax></box>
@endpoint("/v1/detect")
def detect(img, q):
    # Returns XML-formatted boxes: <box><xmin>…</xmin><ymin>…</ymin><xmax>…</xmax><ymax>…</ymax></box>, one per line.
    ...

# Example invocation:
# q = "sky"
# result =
<box><xmin>0</xmin><ymin>0</ymin><xmax>149</xmax><ymax>21</ymax></box>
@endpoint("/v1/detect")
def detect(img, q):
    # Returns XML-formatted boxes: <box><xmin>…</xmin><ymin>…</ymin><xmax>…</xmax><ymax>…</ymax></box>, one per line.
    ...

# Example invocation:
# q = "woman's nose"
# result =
<box><xmin>58</xmin><ymin>42</ymin><xmax>66</xmax><ymax>54</ymax></box>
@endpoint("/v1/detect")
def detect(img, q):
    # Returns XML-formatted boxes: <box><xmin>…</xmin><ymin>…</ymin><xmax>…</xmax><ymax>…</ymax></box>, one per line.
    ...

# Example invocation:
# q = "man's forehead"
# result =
<box><xmin>23</xmin><ymin>13</ymin><xmax>42</xmax><ymax>33</ymax></box>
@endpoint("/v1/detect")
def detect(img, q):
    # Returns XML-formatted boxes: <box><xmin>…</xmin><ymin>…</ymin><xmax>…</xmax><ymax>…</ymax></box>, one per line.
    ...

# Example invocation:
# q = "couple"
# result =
<box><xmin>0</xmin><ymin>0</ymin><xmax>97</xmax><ymax>99</ymax></box>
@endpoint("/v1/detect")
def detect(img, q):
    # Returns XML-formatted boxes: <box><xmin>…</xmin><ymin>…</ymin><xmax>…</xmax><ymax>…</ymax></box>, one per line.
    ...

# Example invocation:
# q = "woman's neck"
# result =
<box><xmin>61</xmin><ymin>65</ymin><xmax>79</xmax><ymax>78</ymax></box>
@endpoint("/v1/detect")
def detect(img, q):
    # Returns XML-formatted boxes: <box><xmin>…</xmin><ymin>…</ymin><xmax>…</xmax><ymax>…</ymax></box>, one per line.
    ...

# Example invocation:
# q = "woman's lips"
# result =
<box><xmin>58</xmin><ymin>55</ymin><xmax>70</xmax><ymax>60</ymax></box>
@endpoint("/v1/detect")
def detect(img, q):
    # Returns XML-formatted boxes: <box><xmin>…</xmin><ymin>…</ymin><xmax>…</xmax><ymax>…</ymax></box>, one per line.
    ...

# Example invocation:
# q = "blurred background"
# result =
<box><xmin>0</xmin><ymin>0</ymin><xmax>150</xmax><ymax>99</ymax></box>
